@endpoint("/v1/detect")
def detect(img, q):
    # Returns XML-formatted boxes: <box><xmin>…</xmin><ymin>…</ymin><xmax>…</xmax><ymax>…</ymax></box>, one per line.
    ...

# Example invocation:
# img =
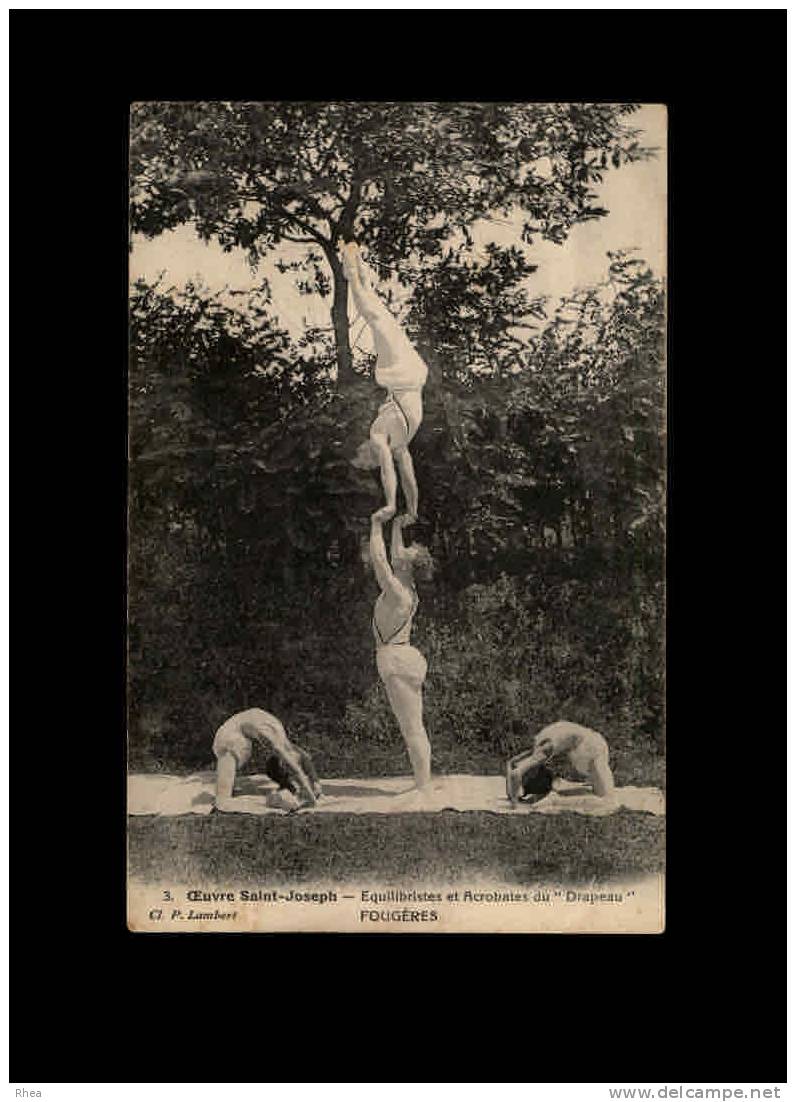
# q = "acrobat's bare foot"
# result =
<box><xmin>392</xmin><ymin>785</ymin><xmax>434</xmax><ymax>811</ymax></box>
<box><xmin>340</xmin><ymin>240</ymin><xmax>358</xmax><ymax>278</ymax></box>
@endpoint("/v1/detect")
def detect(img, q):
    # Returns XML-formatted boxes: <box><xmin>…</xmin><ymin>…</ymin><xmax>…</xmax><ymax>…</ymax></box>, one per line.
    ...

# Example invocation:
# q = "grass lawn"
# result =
<box><xmin>128</xmin><ymin>809</ymin><xmax>664</xmax><ymax>889</ymax></box>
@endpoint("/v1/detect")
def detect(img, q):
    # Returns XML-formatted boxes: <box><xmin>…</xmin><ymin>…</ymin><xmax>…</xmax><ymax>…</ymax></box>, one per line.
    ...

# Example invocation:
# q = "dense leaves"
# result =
<box><xmin>129</xmin><ymin>101</ymin><xmax>663</xmax><ymax>774</ymax></box>
<box><xmin>128</xmin><ymin>253</ymin><xmax>665</xmax><ymax>773</ymax></box>
<box><xmin>130</xmin><ymin>101</ymin><xmax>654</xmax><ymax>380</ymax></box>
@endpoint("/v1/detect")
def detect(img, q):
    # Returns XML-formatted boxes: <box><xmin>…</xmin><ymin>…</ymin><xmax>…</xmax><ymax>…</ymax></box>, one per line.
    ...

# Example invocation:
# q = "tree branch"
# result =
<box><xmin>264</xmin><ymin>200</ymin><xmax>329</xmax><ymax>247</ymax></box>
<box><xmin>279</xmin><ymin>209</ymin><xmax>329</xmax><ymax>245</ymax></box>
<box><xmin>334</xmin><ymin>175</ymin><xmax>363</xmax><ymax>244</ymax></box>
<box><xmin>253</xmin><ymin>175</ymin><xmax>331</xmax><ymax>226</ymax></box>
<box><xmin>241</xmin><ymin>181</ymin><xmax>332</xmax><ymax>247</ymax></box>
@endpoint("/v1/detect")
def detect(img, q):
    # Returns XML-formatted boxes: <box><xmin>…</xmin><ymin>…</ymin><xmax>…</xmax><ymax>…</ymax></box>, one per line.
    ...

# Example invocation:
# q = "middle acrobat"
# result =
<box><xmin>341</xmin><ymin>240</ymin><xmax>428</xmax><ymax>522</ymax></box>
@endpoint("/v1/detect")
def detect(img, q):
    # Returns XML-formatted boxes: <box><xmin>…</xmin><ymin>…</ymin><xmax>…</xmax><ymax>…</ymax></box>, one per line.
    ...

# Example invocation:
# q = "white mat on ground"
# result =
<box><xmin>128</xmin><ymin>773</ymin><xmax>664</xmax><ymax>818</ymax></box>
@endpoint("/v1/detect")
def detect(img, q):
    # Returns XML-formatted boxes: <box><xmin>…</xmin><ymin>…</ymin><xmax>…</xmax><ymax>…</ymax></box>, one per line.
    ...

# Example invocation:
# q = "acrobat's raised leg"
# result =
<box><xmin>342</xmin><ymin>242</ymin><xmax>385</xmax><ymax>322</ymax></box>
<box><xmin>341</xmin><ymin>242</ymin><xmax>412</xmax><ymax>358</ymax></box>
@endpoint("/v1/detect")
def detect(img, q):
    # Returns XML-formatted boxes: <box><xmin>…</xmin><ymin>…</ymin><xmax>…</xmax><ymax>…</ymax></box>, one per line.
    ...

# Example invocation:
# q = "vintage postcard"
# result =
<box><xmin>127</xmin><ymin>101</ymin><xmax>666</xmax><ymax>933</ymax></box>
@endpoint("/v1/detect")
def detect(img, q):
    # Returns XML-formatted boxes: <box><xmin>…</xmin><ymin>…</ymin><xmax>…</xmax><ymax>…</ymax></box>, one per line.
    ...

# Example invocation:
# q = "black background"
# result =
<box><xmin>10</xmin><ymin>9</ymin><xmax>785</xmax><ymax>1085</ymax></box>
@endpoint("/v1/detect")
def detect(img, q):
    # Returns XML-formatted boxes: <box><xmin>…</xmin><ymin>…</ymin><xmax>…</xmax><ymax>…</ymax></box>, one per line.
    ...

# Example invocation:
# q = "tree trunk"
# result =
<box><xmin>327</xmin><ymin>250</ymin><xmax>355</xmax><ymax>386</ymax></box>
<box><xmin>326</xmin><ymin>176</ymin><xmax>362</xmax><ymax>387</ymax></box>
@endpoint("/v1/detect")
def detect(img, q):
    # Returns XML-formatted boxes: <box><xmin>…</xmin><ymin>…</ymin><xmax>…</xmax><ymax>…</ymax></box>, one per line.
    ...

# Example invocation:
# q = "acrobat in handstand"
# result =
<box><xmin>341</xmin><ymin>240</ymin><xmax>428</xmax><ymax>523</ymax></box>
<box><xmin>505</xmin><ymin>720</ymin><xmax>617</xmax><ymax>806</ymax></box>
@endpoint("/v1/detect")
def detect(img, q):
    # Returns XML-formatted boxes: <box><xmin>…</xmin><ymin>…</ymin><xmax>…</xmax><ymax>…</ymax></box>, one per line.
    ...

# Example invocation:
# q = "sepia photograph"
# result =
<box><xmin>126</xmin><ymin>100</ymin><xmax>667</xmax><ymax>934</ymax></box>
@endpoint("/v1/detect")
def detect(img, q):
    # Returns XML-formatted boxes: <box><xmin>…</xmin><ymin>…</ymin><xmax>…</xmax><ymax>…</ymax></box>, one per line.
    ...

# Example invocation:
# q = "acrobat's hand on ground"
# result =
<box><xmin>505</xmin><ymin>762</ymin><xmax>523</xmax><ymax>806</ymax></box>
<box><xmin>372</xmin><ymin>505</ymin><xmax>396</xmax><ymax>523</ymax></box>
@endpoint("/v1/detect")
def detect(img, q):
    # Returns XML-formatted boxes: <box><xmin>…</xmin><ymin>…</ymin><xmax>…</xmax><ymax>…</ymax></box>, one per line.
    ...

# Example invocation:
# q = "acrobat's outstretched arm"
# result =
<box><xmin>238</xmin><ymin>722</ymin><xmax>317</xmax><ymax>807</ymax></box>
<box><xmin>298</xmin><ymin>748</ymin><xmax>323</xmax><ymax>799</ymax></box>
<box><xmin>216</xmin><ymin>751</ymin><xmax>265</xmax><ymax>812</ymax></box>
<box><xmin>370</xmin><ymin>510</ymin><xmax>393</xmax><ymax>571</ymax></box>
<box><xmin>391</xmin><ymin>512</ymin><xmax>411</xmax><ymax>564</ymax></box>
<box><xmin>370</xmin><ymin>510</ymin><xmax>405</xmax><ymax>599</ymax></box>
<box><xmin>370</xmin><ymin>433</ymin><xmax>397</xmax><ymax>518</ymax></box>
<box><xmin>284</xmin><ymin>754</ymin><xmax>317</xmax><ymax>806</ymax></box>
<box><xmin>215</xmin><ymin>751</ymin><xmax>237</xmax><ymax>803</ymax></box>
<box><xmin>394</xmin><ymin>448</ymin><xmax>418</xmax><ymax>523</ymax></box>
<box><xmin>505</xmin><ymin>744</ymin><xmax>547</xmax><ymax>805</ymax></box>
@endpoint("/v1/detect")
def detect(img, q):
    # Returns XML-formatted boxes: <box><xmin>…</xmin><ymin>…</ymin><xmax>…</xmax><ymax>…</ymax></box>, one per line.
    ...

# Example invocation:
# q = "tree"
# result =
<box><xmin>130</xmin><ymin>101</ymin><xmax>654</xmax><ymax>383</ymax></box>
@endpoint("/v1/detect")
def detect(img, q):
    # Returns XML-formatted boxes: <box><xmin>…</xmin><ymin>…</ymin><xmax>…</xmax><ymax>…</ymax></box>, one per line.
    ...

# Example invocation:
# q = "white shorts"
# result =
<box><xmin>376</xmin><ymin>644</ymin><xmax>428</xmax><ymax>686</ymax></box>
<box><xmin>374</xmin><ymin>389</ymin><xmax>424</xmax><ymax>445</ymax></box>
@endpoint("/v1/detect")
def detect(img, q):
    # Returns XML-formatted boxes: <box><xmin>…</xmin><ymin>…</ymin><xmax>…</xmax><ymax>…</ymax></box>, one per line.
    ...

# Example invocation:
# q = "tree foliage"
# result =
<box><xmin>130</xmin><ymin>101</ymin><xmax>654</xmax><ymax>380</ymax></box>
<box><xmin>128</xmin><ymin>252</ymin><xmax>665</xmax><ymax>772</ymax></box>
<box><xmin>128</xmin><ymin>100</ymin><xmax>663</xmax><ymax>773</ymax></box>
